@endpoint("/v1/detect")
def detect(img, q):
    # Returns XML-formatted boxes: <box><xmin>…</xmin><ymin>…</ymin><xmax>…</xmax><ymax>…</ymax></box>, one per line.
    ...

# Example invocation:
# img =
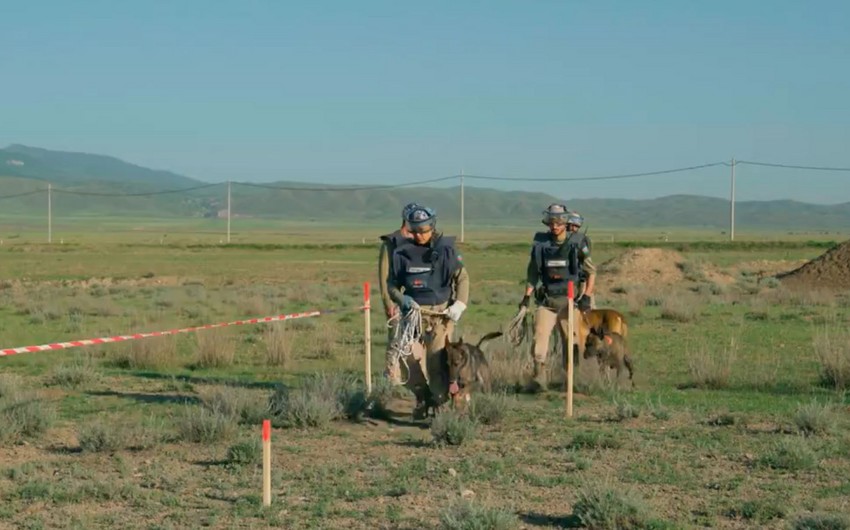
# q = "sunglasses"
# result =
<box><xmin>411</xmin><ymin>226</ymin><xmax>433</xmax><ymax>235</ymax></box>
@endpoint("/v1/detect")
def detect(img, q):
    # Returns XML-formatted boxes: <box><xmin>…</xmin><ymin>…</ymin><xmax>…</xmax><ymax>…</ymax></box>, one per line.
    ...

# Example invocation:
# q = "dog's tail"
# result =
<box><xmin>476</xmin><ymin>331</ymin><xmax>503</xmax><ymax>349</ymax></box>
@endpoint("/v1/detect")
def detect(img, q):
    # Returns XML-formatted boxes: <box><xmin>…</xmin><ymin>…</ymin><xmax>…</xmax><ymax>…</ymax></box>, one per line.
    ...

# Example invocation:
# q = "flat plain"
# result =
<box><xmin>1</xmin><ymin>223</ymin><xmax>849</xmax><ymax>530</ymax></box>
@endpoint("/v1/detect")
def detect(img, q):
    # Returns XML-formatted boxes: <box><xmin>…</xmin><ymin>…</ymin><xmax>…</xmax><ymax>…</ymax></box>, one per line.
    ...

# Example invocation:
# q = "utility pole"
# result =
<box><xmin>460</xmin><ymin>170</ymin><xmax>465</xmax><ymax>243</ymax></box>
<box><xmin>227</xmin><ymin>180</ymin><xmax>232</xmax><ymax>244</ymax></box>
<box><xmin>730</xmin><ymin>157</ymin><xmax>736</xmax><ymax>242</ymax></box>
<box><xmin>48</xmin><ymin>183</ymin><xmax>52</xmax><ymax>244</ymax></box>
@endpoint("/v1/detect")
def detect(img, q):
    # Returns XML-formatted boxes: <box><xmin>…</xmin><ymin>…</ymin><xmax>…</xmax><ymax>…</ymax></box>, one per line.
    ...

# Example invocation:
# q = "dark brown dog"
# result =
<box><xmin>583</xmin><ymin>326</ymin><xmax>635</xmax><ymax>387</ymax></box>
<box><xmin>443</xmin><ymin>331</ymin><xmax>502</xmax><ymax>409</ymax></box>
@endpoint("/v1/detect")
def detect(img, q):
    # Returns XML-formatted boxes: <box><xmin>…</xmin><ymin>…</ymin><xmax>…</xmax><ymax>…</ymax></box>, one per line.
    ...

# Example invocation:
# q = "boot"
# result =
<box><xmin>526</xmin><ymin>361</ymin><xmax>548</xmax><ymax>393</ymax></box>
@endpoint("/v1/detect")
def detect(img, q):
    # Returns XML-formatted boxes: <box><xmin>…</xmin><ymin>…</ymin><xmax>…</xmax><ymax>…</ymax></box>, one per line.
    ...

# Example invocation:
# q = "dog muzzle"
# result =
<box><xmin>449</xmin><ymin>381</ymin><xmax>460</xmax><ymax>395</ymax></box>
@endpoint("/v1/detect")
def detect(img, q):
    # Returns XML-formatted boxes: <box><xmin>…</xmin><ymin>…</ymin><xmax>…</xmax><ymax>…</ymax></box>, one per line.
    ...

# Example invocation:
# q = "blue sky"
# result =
<box><xmin>2</xmin><ymin>0</ymin><xmax>849</xmax><ymax>203</ymax></box>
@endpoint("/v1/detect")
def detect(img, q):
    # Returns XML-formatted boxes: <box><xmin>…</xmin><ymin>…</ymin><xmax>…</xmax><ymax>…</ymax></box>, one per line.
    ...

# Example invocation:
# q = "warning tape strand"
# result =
<box><xmin>0</xmin><ymin>305</ymin><xmax>367</xmax><ymax>358</ymax></box>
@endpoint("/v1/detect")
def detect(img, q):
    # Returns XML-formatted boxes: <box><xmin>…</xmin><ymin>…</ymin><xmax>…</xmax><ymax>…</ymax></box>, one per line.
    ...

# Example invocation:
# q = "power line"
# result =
<box><xmin>51</xmin><ymin>182</ymin><xmax>222</xmax><ymax>197</ymax></box>
<box><xmin>234</xmin><ymin>175</ymin><xmax>458</xmax><ymax>192</ymax></box>
<box><xmin>737</xmin><ymin>160</ymin><xmax>850</xmax><ymax>172</ymax></box>
<box><xmin>0</xmin><ymin>189</ymin><xmax>45</xmax><ymax>201</ymax></box>
<box><xmin>459</xmin><ymin>162</ymin><xmax>728</xmax><ymax>182</ymax></box>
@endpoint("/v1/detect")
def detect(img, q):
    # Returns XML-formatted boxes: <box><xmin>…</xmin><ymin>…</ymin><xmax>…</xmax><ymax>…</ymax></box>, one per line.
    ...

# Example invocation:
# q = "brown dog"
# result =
<box><xmin>443</xmin><ymin>332</ymin><xmax>502</xmax><ymax>410</ymax></box>
<box><xmin>557</xmin><ymin>308</ymin><xmax>629</xmax><ymax>363</ymax></box>
<box><xmin>583</xmin><ymin>326</ymin><xmax>635</xmax><ymax>387</ymax></box>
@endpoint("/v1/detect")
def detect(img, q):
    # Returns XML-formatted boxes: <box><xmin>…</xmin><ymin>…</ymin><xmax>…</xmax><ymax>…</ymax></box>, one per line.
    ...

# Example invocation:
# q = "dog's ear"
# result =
<box><xmin>458</xmin><ymin>335</ymin><xmax>464</xmax><ymax>344</ymax></box>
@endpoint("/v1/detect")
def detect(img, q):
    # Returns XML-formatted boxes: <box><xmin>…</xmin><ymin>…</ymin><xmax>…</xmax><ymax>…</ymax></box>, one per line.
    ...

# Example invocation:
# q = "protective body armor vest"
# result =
<box><xmin>532</xmin><ymin>231</ymin><xmax>586</xmax><ymax>299</ymax></box>
<box><xmin>392</xmin><ymin>235</ymin><xmax>459</xmax><ymax>306</ymax></box>
<box><xmin>379</xmin><ymin>230</ymin><xmax>408</xmax><ymax>256</ymax></box>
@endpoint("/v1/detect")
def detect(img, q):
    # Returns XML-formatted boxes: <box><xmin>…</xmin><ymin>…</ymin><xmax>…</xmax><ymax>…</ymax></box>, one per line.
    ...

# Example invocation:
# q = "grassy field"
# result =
<box><xmin>1</xmin><ymin>227</ymin><xmax>849</xmax><ymax>529</ymax></box>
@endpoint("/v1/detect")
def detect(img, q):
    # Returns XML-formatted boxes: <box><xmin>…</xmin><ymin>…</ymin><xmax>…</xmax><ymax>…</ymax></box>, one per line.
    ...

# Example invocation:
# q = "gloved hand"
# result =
<box><xmin>401</xmin><ymin>296</ymin><xmax>419</xmax><ymax>312</ymax></box>
<box><xmin>518</xmin><ymin>294</ymin><xmax>531</xmax><ymax>310</ymax></box>
<box><xmin>445</xmin><ymin>301</ymin><xmax>467</xmax><ymax>322</ymax></box>
<box><xmin>576</xmin><ymin>294</ymin><xmax>592</xmax><ymax>312</ymax></box>
<box><xmin>385</xmin><ymin>305</ymin><xmax>399</xmax><ymax>319</ymax></box>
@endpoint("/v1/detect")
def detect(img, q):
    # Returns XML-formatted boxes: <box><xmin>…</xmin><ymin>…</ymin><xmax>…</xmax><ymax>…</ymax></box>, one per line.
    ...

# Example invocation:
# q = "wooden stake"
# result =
<box><xmin>262</xmin><ymin>419</ymin><xmax>271</xmax><ymax>506</ymax></box>
<box><xmin>566</xmin><ymin>281</ymin><xmax>575</xmax><ymax>418</ymax></box>
<box><xmin>364</xmin><ymin>281</ymin><xmax>372</xmax><ymax>395</ymax></box>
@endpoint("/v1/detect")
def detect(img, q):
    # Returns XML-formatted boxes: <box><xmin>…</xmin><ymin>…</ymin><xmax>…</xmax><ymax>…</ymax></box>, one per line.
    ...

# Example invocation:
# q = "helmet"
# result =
<box><xmin>541</xmin><ymin>203</ymin><xmax>569</xmax><ymax>225</ymax></box>
<box><xmin>566</xmin><ymin>211</ymin><xmax>584</xmax><ymax>227</ymax></box>
<box><xmin>405</xmin><ymin>206</ymin><xmax>437</xmax><ymax>232</ymax></box>
<box><xmin>401</xmin><ymin>202</ymin><xmax>419</xmax><ymax>220</ymax></box>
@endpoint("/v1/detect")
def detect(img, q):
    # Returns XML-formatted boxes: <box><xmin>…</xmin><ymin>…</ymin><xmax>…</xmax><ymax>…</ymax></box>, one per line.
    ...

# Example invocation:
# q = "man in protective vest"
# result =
<box><xmin>387</xmin><ymin>206</ymin><xmax>470</xmax><ymax>419</ymax></box>
<box><xmin>378</xmin><ymin>202</ymin><xmax>418</xmax><ymax>385</ymax></box>
<box><xmin>517</xmin><ymin>204</ymin><xmax>596</xmax><ymax>392</ymax></box>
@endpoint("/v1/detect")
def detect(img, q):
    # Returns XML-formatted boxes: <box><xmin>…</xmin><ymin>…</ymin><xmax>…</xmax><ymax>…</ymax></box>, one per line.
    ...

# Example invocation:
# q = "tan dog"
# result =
<box><xmin>557</xmin><ymin>308</ymin><xmax>629</xmax><ymax>362</ymax></box>
<box><xmin>443</xmin><ymin>332</ymin><xmax>502</xmax><ymax>410</ymax></box>
<box><xmin>583</xmin><ymin>326</ymin><xmax>635</xmax><ymax>387</ymax></box>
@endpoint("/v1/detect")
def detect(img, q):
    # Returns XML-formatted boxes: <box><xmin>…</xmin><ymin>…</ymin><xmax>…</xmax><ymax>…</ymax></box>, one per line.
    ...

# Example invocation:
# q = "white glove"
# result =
<box><xmin>446</xmin><ymin>301</ymin><xmax>467</xmax><ymax>322</ymax></box>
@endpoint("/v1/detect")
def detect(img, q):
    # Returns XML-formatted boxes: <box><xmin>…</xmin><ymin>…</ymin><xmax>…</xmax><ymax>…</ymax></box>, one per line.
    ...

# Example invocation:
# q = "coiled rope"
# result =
<box><xmin>507</xmin><ymin>306</ymin><xmax>529</xmax><ymax>347</ymax></box>
<box><xmin>386</xmin><ymin>306</ymin><xmax>424</xmax><ymax>385</ymax></box>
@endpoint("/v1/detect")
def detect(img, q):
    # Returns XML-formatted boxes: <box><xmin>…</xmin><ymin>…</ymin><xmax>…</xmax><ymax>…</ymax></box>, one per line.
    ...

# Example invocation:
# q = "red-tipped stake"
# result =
<box><xmin>262</xmin><ymin>419</ymin><xmax>271</xmax><ymax>506</ymax></box>
<box><xmin>566</xmin><ymin>281</ymin><xmax>575</xmax><ymax>418</ymax></box>
<box><xmin>363</xmin><ymin>281</ymin><xmax>372</xmax><ymax>395</ymax></box>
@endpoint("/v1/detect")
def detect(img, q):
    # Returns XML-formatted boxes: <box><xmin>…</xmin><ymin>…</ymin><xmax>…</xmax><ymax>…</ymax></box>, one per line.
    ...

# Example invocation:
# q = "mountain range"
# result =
<box><xmin>2</xmin><ymin>144</ymin><xmax>848</xmax><ymax>230</ymax></box>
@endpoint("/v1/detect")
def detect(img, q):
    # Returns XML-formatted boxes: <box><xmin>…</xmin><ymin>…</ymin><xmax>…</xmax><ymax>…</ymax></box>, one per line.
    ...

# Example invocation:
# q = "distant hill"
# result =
<box><xmin>0</xmin><ymin>144</ymin><xmax>201</xmax><ymax>188</ymax></box>
<box><xmin>1</xmin><ymin>145</ymin><xmax>849</xmax><ymax>230</ymax></box>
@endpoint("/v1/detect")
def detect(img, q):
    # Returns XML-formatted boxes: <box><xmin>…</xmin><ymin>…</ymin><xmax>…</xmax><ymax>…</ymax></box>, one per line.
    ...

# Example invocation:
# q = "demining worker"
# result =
<box><xmin>378</xmin><ymin>202</ymin><xmax>418</xmax><ymax>385</ymax></box>
<box><xmin>516</xmin><ymin>204</ymin><xmax>596</xmax><ymax>392</ymax></box>
<box><xmin>387</xmin><ymin>205</ymin><xmax>470</xmax><ymax>419</ymax></box>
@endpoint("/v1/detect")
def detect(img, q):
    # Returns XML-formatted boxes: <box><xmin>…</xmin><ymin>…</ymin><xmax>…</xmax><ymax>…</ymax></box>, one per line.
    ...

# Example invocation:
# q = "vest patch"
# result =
<box><xmin>546</xmin><ymin>260</ymin><xmax>567</xmax><ymax>267</ymax></box>
<box><xmin>407</xmin><ymin>266</ymin><xmax>432</xmax><ymax>273</ymax></box>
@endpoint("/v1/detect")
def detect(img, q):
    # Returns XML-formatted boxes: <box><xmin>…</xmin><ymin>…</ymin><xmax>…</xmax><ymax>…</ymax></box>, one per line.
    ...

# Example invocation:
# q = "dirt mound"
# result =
<box><xmin>778</xmin><ymin>240</ymin><xmax>850</xmax><ymax>290</ymax></box>
<box><xmin>599</xmin><ymin>248</ymin><xmax>687</xmax><ymax>287</ymax></box>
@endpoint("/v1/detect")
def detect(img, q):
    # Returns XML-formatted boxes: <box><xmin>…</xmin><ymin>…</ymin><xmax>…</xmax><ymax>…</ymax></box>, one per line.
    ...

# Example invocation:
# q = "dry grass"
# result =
<box><xmin>660</xmin><ymin>292</ymin><xmax>700</xmax><ymax>323</ymax></box>
<box><xmin>686</xmin><ymin>338</ymin><xmax>738</xmax><ymax>389</ymax></box>
<box><xmin>195</xmin><ymin>328</ymin><xmax>236</xmax><ymax>368</ymax></box>
<box><xmin>813</xmin><ymin>329</ymin><xmax>850</xmax><ymax>390</ymax></box>
<box><xmin>113</xmin><ymin>335</ymin><xmax>178</xmax><ymax>370</ymax></box>
<box><xmin>264</xmin><ymin>322</ymin><xmax>292</xmax><ymax>367</ymax></box>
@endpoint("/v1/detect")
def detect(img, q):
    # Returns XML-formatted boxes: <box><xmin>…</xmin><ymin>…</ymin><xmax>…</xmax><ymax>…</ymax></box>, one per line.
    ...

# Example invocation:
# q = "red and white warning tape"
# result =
<box><xmin>0</xmin><ymin>307</ymin><xmax>364</xmax><ymax>358</ymax></box>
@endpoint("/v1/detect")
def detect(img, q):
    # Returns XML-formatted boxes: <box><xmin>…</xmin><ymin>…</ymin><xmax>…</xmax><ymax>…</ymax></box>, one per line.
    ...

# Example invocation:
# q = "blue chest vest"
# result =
<box><xmin>392</xmin><ymin>235</ymin><xmax>459</xmax><ymax>306</ymax></box>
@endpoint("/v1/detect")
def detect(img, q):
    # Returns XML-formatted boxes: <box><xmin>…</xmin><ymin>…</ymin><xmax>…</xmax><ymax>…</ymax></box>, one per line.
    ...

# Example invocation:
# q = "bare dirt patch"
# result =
<box><xmin>598</xmin><ymin>248</ymin><xmax>687</xmax><ymax>289</ymax></box>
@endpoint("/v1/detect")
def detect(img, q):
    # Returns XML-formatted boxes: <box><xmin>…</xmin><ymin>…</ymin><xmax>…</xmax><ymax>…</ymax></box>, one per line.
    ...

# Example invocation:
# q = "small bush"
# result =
<box><xmin>568</xmin><ymin>430</ymin><xmax>622</xmax><ymax>450</ymax></box>
<box><xmin>268</xmin><ymin>373</ymin><xmax>365</xmax><ymax>428</ymax></box>
<box><xmin>364</xmin><ymin>378</ymin><xmax>396</xmax><ymax>420</ymax></box>
<box><xmin>0</xmin><ymin>397</ymin><xmax>56</xmax><ymax>442</ymax></box>
<box><xmin>759</xmin><ymin>437</ymin><xmax>818</xmax><ymax>471</ymax></box>
<box><xmin>50</xmin><ymin>358</ymin><xmax>99</xmax><ymax>389</ymax></box>
<box><xmin>660</xmin><ymin>295</ymin><xmax>698</xmax><ymax>323</ymax></box>
<box><xmin>0</xmin><ymin>374</ymin><xmax>23</xmax><ymax>400</ymax></box>
<box><xmin>201</xmin><ymin>386</ymin><xmax>270</xmax><ymax>425</ymax></box>
<box><xmin>686</xmin><ymin>339</ymin><xmax>737</xmax><ymax>389</ymax></box>
<box><xmin>195</xmin><ymin>329</ymin><xmax>236</xmax><ymax>368</ymax></box>
<box><xmin>487</xmin><ymin>351</ymin><xmax>529</xmax><ymax>394</ymax></box>
<box><xmin>678</xmin><ymin>260</ymin><xmax>706</xmax><ymax>282</ymax></box>
<box><xmin>794</xmin><ymin>400</ymin><xmax>838</xmax><ymax>436</ymax></box>
<box><xmin>438</xmin><ymin>499</ymin><xmax>518</xmax><ymax>530</ymax></box>
<box><xmin>178</xmin><ymin>404</ymin><xmax>237</xmax><ymax>443</ymax></box>
<box><xmin>431</xmin><ymin>410</ymin><xmax>477</xmax><ymax>446</ymax></box>
<box><xmin>723</xmin><ymin>499</ymin><xmax>786</xmax><ymax>523</ymax></box>
<box><xmin>788</xmin><ymin>512</ymin><xmax>850</xmax><ymax>530</ymax></box>
<box><xmin>114</xmin><ymin>336</ymin><xmax>177</xmax><ymax>370</ymax></box>
<box><xmin>263</xmin><ymin>323</ymin><xmax>291</xmax><ymax>367</ymax></box>
<box><xmin>227</xmin><ymin>439</ymin><xmax>261</xmax><ymax>465</ymax></box>
<box><xmin>573</xmin><ymin>481</ymin><xmax>654</xmax><ymax>530</ymax></box>
<box><xmin>468</xmin><ymin>392</ymin><xmax>514</xmax><ymax>426</ymax></box>
<box><xmin>613</xmin><ymin>397</ymin><xmax>640</xmax><ymax>421</ymax></box>
<box><xmin>813</xmin><ymin>330</ymin><xmax>850</xmax><ymax>391</ymax></box>
<box><xmin>78</xmin><ymin>421</ymin><xmax>125</xmax><ymax>453</ymax></box>
<box><xmin>646</xmin><ymin>397</ymin><xmax>671</xmax><ymax>421</ymax></box>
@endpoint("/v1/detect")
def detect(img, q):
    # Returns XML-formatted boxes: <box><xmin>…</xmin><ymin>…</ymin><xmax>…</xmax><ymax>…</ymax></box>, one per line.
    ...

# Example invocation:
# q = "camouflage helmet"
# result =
<box><xmin>405</xmin><ymin>206</ymin><xmax>437</xmax><ymax>232</ymax></box>
<box><xmin>541</xmin><ymin>203</ymin><xmax>569</xmax><ymax>225</ymax></box>
<box><xmin>566</xmin><ymin>211</ymin><xmax>584</xmax><ymax>228</ymax></box>
<box><xmin>401</xmin><ymin>202</ymin><xmax>419</xmax><ymax>220</ymax></box>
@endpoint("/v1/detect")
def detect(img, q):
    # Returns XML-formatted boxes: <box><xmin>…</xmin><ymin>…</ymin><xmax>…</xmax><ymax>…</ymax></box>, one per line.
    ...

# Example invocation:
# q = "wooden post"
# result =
<box><xmin>566</xmin><ymin>281</ymin><xmax>575</xmax><ymax>418</ymax></box>
<box><xmin>364</xmin><ymin>281</ymin><xmax>372</xmax><ymax>395</ymax></box>
<box><xmin>262</xmin><ymin>419</ymin><xmax>271</xmax><ymax>506</ymax></box>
